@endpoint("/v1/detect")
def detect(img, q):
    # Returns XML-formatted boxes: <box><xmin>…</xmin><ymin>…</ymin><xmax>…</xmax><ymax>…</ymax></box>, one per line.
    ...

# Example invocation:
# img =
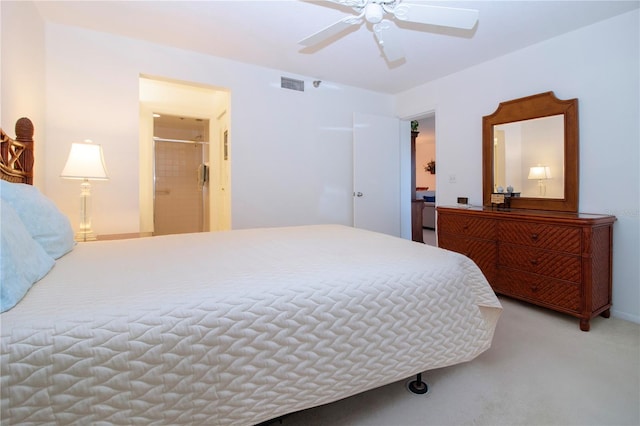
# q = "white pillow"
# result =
<box><xmin>0</xmin><ymin>180</ymin><xmax>75</xmax><ymax>259</ymax></box>
<box><xmin>1</xmin><ymin>199</ymin><xmax>55</xmax><ymax>313</ymax></box>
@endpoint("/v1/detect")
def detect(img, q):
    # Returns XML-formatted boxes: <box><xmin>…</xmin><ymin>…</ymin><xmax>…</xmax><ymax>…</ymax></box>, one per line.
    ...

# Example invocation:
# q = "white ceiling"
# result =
<box><xmin>33</xmin><ymin>0</ymin><xmax>639</xmax><ymax>94</ymax></box>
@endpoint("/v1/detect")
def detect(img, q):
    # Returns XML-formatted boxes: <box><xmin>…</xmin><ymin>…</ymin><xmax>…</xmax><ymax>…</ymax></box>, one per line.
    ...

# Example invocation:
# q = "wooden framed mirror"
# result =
<box><xmin>482</xmin><ymin>91</ymin><xmax>578</xmax><ymax>212</ymax></box>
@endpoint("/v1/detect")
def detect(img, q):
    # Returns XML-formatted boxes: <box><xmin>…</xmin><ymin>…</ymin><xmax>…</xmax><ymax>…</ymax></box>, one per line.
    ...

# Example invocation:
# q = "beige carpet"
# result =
<box><xmin>275</xmin><ymin>297</ymin><xmax>640</xmax><ymax>426</ymax></box>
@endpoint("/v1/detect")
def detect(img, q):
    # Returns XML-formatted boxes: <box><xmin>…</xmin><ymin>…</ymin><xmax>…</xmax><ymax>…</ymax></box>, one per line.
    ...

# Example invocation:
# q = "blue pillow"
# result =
<box><xmin>1</xmin><ymin>199</ymin><xmax>55</xmax><ymax>313</ymax></box>
<box><xmin>0</xmin><ymin>180</ymin><xmax>75</xmax><ymax>259</ymax></box>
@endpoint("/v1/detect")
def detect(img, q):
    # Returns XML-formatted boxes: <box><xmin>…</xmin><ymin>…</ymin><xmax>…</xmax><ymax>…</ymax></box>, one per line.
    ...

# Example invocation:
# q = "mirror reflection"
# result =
<box><xmin>493</xmin><ymin>115</ymin><xmax>564</xmax><ymax>199</ymax></box>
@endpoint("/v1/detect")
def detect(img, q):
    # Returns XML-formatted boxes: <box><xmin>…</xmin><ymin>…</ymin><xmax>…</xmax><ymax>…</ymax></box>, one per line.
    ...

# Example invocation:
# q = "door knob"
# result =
<box><xmin>355</xmin><ymin>192</ymin><xmax>363</xmax><ymax>197</ymax></box>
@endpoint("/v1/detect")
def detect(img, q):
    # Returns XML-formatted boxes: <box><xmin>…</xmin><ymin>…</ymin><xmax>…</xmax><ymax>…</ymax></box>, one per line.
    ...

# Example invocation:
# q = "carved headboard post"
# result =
<box><xmin>0</xmin><ymin>117</ymin><xmax>35</xmax><ymax>184</ymax></box>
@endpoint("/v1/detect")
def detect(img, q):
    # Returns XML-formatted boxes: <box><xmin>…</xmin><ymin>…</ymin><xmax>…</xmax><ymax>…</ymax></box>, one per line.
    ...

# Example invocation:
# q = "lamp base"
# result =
<box><xmin>76</xmin><ymin>179</ymin><xmax>97</xmax><ymax>242</ymax></box>
<box><xmin>75</xmin><ymin>230</ymin><xmax>97</xmax><ymax>242</ymax></box>
<box><xmin>538</xmin><ymin>180</ymin><xmax>546</xmax><ymax>196</ymax></box>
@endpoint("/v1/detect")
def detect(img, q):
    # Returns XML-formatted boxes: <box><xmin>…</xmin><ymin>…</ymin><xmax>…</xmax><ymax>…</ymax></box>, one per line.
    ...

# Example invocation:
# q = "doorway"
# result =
<box><xmin>153</xmin><ymin>114</ymin><xmax>210</xmax><ymax>236</ymax></box>
<box><xmin>412</xmin><ymin>114</ymin><xmax>436</xmax><ymax>245</ymax></box>
<box><xmin>139</xmin><ymin>76</ymin><xmax>231</xmax><ymax>235</ymax></box>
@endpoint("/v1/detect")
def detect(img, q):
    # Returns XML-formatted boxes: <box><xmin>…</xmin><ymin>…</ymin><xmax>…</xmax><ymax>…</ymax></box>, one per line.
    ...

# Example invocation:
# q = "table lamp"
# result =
<box><xmin>61</xmin><ymin>140</ymin><xmax>109</xmax><ymax>241</ymax></box>
<box><xmin>528</xmin><ymin>165</ymin><xmax>551</xmax><ymax>196</ymax></box>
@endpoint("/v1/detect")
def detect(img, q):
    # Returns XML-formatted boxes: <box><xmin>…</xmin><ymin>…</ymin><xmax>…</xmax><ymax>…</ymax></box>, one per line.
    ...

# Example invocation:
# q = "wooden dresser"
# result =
<box><xmin>437</xmin><ymin>206</ymin><xmax>615</xmax><ymax>331</ymax></box>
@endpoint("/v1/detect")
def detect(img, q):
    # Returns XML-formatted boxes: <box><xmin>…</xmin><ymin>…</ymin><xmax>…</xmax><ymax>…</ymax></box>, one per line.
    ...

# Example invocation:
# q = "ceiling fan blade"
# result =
<box><xmin>298</xmin><ymin>16</ymin><xmax>361</xmax><ymax>47</ymax></box>
<box><xmin>325</xmin><ymin>0</ymin><xmax>367</xmax><ymax>6</ymax></box>
<box><xmin>393</xmin><ymin>3</ymin><xmax>479</xmax><ymax>30</ymax></box>
<box><xmin>373</xmin><ymin>20</ymin><xmax>405</xmax><ymax>62</ymax></box>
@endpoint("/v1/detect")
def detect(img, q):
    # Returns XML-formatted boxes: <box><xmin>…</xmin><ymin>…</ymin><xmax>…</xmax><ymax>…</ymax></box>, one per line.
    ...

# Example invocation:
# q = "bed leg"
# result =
<box><xmin>407</xmin><ymin>372</ymin><xmax>429</xmax><ymax>395</ymax></box>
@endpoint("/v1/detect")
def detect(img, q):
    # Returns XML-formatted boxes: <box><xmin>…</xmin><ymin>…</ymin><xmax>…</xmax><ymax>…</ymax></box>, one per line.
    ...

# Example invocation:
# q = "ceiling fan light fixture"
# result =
<box><xmin>365</xmin><ymin>3</ymin><xmax>384</xmax><ymax>24</ymax></box>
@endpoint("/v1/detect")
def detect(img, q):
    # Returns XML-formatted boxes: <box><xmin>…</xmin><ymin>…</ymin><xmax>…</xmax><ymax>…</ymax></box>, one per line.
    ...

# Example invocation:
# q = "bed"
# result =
<box><xmin>1</xmin><ymin>118</ymin><xmax>502</xmax><ymax>425</ymax></box>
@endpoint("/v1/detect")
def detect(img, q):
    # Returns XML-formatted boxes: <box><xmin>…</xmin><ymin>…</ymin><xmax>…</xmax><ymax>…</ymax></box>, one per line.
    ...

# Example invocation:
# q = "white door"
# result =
<box><xmin>353</xmin><ymin>113</ymin><xmax>402</xmax><ymax>237</ymax></box>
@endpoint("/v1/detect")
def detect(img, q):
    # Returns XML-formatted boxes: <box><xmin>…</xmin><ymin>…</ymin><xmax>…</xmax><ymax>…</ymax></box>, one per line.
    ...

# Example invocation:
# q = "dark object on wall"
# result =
<box><xmin>425</xmin><ymin>160</ymin><xmax>435</xmax><ymax>174</ymax></box>
<box><xmin>223</xmin><ymin>130</ymin><xmax>228</xmax><ymax>160</ymax></box>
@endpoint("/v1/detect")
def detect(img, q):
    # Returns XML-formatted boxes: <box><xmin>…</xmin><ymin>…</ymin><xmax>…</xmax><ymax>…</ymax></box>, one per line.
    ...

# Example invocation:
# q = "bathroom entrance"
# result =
<box><xmin>139</xmin><ymin>76</ymin><xmax>231</xmax><ymax>236</ymax></box>
<box><xmin>153</xmin><ymin>114</ymin><xmax>210</xmax><ymax>235</ymax></box>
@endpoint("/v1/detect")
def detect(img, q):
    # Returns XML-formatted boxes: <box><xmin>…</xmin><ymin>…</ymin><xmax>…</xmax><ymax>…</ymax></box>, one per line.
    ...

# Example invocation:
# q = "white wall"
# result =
<box><xmin>395</xmin><ymin>10</ymin><xmax>640</xmax><ymax>323</ymax></box>
<box><xmin>30</xmin><ymin>20</ymin><xmax>395</xmax><ymax>234</ymax></box>
<box><xmin>0</xmin><ymin>1</ymin><xmax>46</xmax><ymax>187</ymax></box>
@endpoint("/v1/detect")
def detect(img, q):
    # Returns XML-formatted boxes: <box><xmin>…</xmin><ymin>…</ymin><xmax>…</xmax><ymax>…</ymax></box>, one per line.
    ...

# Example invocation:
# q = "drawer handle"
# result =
<box><xmin>531</xmin><ymin>233</ymin><xmax>539</xmax><ymax>241</ymax></box>
<box><xmin>530</xmin><ymin>258</ymin><xmax>539</xmax><ymax>266</ymax></box>
<box><xmin>531</xmin><ymin>284</ymin><xmax>539</xmax><ymax>293</ymax></box>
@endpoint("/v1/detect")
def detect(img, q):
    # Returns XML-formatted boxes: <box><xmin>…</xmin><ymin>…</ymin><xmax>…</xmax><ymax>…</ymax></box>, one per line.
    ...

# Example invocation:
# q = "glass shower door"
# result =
<box><xmin>154</xmin><ymin>139</ymin><xmax>209</xmax><ymax>236</ymax></box>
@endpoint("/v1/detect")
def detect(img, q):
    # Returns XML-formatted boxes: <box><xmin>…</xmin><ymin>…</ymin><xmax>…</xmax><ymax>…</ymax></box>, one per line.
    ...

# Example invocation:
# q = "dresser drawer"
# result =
<box><xmin>498</xmin><ymin>243</ymin><xmax>581</xmax><ymax>282</ymax></box>
<box><xmin>438</xmin><ymin>234</ymin><xmax>497</xmax><ymax>282</ymax></box>
<box><xmin>437</xmin><ymin>214</ymin><xmax>496</xmax><ymax>240</ymax></box>
<box><xmin>497</xmin><ymin>221</ymin><xmax>581</xmax><ymax>254</ymax></box>
<box><xmin>495</xmin><ymin>268</ymin><xmax>581</xmax><ymax>313</ymax></box>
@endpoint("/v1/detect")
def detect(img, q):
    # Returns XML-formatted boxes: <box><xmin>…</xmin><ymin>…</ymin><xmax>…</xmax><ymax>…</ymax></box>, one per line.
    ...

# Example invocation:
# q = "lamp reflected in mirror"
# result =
<box><xmin>493</xmin><ymin>115</ymin><xmax>564</xmax><ymax>199</ymax></box>
<box><xmin>528</xmin><ymin>165</ymin><xmax>552</xmax><ymax>196</ymax></box>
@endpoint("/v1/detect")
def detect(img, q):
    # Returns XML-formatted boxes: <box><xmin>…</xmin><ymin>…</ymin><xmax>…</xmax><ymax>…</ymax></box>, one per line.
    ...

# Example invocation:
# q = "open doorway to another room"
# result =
<box><xmin>139</xmin><ymin>76</ymin><xmax>231</xmax><ymax>236</ymax></box>
<box><xmin>413</xmin><ymin>114</ymin><xmax>436</xmax><ymax>245</ymax></box>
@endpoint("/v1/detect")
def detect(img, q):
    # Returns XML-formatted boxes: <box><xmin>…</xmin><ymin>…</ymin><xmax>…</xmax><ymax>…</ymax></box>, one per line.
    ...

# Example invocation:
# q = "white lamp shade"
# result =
<box><xmin>61</xmin><ymin>142</ymin><xmax>109</xmax><ymax>180</ymax></box>
<box><xmin>528</xmin><ymin>166</ymin><xmax>551</xmax><ymax>180</ymax></box>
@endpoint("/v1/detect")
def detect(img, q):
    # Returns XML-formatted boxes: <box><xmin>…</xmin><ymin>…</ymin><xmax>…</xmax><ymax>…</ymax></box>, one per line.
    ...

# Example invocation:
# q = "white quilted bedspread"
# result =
<box><xmin>1</xmin><ymin>225</ymin><xmax>501</xmax><ymax>425</ymax></box>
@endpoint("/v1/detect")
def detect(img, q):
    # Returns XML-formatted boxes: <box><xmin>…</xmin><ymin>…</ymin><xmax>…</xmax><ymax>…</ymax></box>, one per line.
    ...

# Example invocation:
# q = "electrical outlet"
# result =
<box><xmin>449</xmin><ymin>174</ymin><xmax>457</xmax><ymax>183</ymax></box>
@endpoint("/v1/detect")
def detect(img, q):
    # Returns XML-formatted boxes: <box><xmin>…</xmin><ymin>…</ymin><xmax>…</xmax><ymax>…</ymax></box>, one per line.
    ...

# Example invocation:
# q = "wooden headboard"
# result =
<box><xmin>0</xmin><ymin>117</ymin><xmax>34</xmax><ymax>185</ymax></box>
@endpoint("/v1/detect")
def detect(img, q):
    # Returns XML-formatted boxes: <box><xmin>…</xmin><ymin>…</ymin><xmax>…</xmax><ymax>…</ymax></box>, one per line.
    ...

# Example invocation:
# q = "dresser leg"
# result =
<box><xmin>579</xmin><ymin>319</ymin><xmax>590</xmax><ymax>332</ymax></box>
<box><xmin>600</xmin><ymin>309</ymin><xmax>611</xmax><ymax>318</ymax></box>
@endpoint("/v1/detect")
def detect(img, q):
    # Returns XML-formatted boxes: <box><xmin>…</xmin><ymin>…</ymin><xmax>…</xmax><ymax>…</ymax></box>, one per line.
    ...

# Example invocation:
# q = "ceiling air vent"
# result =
<box><xmin>281</xmin><ymin>77</ymin><xmax>304</xmax><ymax>92</ymax></box>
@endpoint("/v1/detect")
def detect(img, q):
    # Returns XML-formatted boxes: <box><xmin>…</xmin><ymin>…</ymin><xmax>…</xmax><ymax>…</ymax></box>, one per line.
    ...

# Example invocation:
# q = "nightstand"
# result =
<box><xmin>95</xmin><ymin>232</ymin><xmax>153</xmax><ymax>241</ymax></box>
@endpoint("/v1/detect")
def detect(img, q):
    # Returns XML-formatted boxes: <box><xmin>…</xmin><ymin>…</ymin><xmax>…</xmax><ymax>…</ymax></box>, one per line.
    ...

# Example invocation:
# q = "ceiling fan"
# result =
<box><xmin>299</xmin><ymin>0</ymin><xmax>479</xmax><ymax>62</ymax></box>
